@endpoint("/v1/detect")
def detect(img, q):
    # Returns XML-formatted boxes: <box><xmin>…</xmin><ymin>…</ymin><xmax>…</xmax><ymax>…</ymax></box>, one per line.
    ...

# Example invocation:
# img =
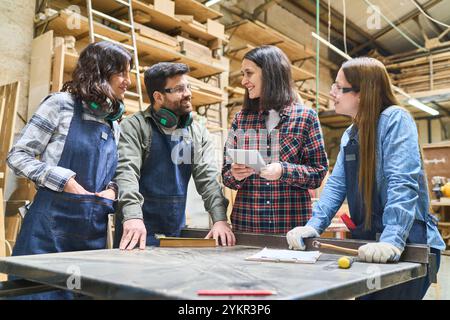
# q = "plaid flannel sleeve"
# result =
<box><xmin>6</xmin><ymin>94</ymin><xmax>76</xmax><ymax>192</ymax></box>
<box><xmin>279</xmin><ymin>109</ymin><xmax>328</xmax><ymax>189</ymax></box>
<box><xmin>222</xmin><ymin>116</ymin><xmax>247</xmax><ymax>190</ymax></box>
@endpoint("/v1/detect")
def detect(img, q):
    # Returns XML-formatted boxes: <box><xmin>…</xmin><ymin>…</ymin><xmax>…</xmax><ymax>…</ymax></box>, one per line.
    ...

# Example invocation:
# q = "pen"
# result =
<box><xmin>197</xmin><ymin>290</ymin><xmax>276</xmax><ymax>296</ymax></box>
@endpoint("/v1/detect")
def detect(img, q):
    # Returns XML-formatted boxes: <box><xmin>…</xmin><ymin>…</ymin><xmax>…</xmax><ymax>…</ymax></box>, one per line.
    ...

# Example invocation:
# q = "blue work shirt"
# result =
<box><xmin>307</xmin><ymin>106</ymin><xmax>446</xmax><ymax>251</ymax></box>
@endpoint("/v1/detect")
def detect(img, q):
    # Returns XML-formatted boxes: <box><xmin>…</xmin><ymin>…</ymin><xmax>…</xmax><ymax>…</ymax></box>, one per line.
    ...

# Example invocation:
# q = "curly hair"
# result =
<box><xmin>62</xmin><ymin>41</ymin><xmax>133</xmax><ymax>114</ymax></box>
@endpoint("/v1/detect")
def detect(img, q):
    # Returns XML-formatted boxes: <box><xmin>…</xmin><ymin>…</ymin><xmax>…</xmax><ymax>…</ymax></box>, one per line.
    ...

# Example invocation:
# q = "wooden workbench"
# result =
<box><xmin>0</xmin><ymin>232</ymin><xmax>430</xmax><ymax>300</ymax></box>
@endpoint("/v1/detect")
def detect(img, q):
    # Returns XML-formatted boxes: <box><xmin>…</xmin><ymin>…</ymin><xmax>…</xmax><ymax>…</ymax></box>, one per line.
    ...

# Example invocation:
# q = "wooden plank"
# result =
<box><xmin>153</xmin><ymin>0</ymin><xmax>175</xmax><ymax>17</ymax></box>
<box><xmin>135</xmin><ymin>22</ymin><xmax>178</xmax><ymax>48</ymax></box>
<box><xmin>0</xmin><ymin>82</ymin><xmax>20</xmax><ymax>193</ymax></box>
<box><xmin>177</xmin><ymin>35</ymin><xmax>211</xmax><ymax>58</ymax></box>
<box><xmin>159</xmin><ymin>237</ymin><xmax>216</xmax><ymax>247</ymax></box>
<box><xmin>0</xmin><ymin>189</ymin><xmax>6</xmax><ymax>281</ymax></box>
<box><xmin>206</xmin><ymin>19</ymin><xmax>224</xmax><ymax>40</ymax></box>
<box><xmin>175</xmin><ymin>14</ymin><xmax>194</xmax><ymax>24</ymax></box>
<box><xmin>28</xmin><ymin>31</ymin><xmax>53</xmax><ymax>121</ymax></box>
<box><xmin>47</xmin><ymin>10</ymin><xmax>226</xmax><ymax>78</ymax></box>
<box><xmin>226</xmin><ymin>20</ymin><xmax>315</xmax><ymax>62</ymax></box>
<box><xmin>227</xmin><ymin>44</ymin><xmax>314</xmax><ymax>81</ymax></box>
<box><xmin>174</xmin><ymin>0</ymin><xmax>222</xmax><ymax>23</ymax></box>
<box><xmin>66</xmin><ymin>0</ymin><xmax>226</xmax><ymax>43</ymax></box>
<box><xmin>133</xmin><ymin>9</ymin><xmax>152</xmax><ymax>24</ymax></box>
<box><xmin>51</xmin><ymin>39</ymin><xmax>65</xmax><ymax>92</ymax></box>
<box><xmin>63</xmin><ymin>51</ymin><xmax>223</xmax><ymax>109</ymax></box>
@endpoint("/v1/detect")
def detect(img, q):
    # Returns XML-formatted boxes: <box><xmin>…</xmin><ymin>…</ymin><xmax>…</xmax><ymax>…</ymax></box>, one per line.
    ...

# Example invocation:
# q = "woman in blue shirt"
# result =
<box><xmin>286</xmin><ymin>57</ymin><xmax>445</xmax><ymax>300</ymax></box>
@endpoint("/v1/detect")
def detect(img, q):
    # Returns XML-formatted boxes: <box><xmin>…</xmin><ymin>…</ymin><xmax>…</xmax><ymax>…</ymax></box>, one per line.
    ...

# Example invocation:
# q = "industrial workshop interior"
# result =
<box><xmin>0</xmin><ymin>0</ymin><xmax>450</xmax><ymax>305</ymax></box>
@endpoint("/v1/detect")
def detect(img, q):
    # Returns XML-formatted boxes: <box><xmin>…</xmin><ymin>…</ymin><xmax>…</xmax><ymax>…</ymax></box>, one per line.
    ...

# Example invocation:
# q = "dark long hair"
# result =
<box><xmin>62</xmin><ymin>41</ymin><xmax>133</xmax><ymax>113</ymax></box>
<box><xmin>242</xmin><ymin>45</ymin><xmax>297</xmax><ymax>112</ymax></box>
<box><xmin>342</xmin><ymin>57</ymin><xmax>399</xmax><ymax>230</ymax></box>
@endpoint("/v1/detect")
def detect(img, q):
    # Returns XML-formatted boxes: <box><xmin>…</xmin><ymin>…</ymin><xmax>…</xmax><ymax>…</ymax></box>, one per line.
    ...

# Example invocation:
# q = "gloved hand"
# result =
<box><xmin>286</xmin><ymin>226</ymin><xmax>320</xmax><ymax>250</ymax></box>
<box><xmin>358</xmin><ymin>242</ymin><xmax>403</xmax><ymax>263</ymax></box>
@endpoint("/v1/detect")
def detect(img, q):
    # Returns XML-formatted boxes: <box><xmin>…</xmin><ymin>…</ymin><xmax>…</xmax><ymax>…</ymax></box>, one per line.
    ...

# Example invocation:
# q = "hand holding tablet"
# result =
<box><xmin>227</xmin><ymin>149</ymin><xmax>267</xmax><ymax>173</ymax></box>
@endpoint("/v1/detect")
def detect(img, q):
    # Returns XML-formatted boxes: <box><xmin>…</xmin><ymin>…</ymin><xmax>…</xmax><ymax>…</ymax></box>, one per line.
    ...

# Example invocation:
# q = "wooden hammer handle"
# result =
<box><xmin>316</xmin><ymin>242</ymin><xmax>359</xmax><ymax>256</ymax></box>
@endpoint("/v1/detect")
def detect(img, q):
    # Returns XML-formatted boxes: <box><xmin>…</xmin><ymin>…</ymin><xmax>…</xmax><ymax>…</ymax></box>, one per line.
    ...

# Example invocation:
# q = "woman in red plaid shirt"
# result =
<box><xmin>222</xmin><ymin>45</ymin><xmax>328</xmax><ymax>234</ymax></box>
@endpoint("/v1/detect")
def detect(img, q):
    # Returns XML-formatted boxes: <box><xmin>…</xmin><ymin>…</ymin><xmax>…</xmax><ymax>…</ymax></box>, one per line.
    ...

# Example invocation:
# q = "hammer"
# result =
<box><xmin>312</xmin><ymin>240</ymin><xmax>359</xmax><ymax>256</ymax></box>
<box><xmin>312</xmin><ymin>240</ymin><xmax>360</xmax><ymax>269</ymax></box>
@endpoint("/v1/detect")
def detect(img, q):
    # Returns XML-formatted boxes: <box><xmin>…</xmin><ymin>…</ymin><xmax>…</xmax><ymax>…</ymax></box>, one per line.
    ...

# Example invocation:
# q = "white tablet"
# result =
<box><xmin>227</xmin><ymin>149</ymin><xmax>267</xmax><ymax>173</ymax></box>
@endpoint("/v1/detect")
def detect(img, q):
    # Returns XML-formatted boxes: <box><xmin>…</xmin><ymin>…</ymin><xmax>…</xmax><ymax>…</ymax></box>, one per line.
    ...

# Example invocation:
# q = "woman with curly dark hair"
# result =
<box><xmin>7</xmin><ymin>41</ymin><xmax>132</xmax><ymax>299</ymax></box>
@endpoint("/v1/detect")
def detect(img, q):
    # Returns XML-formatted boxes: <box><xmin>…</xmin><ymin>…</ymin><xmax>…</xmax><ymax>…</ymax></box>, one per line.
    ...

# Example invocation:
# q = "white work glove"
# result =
<box><xmin>286</xmin><ymin>226</ymin><xmax>320</xmax><ymax>250</ymax></box>
<box><xmin>358</xmin><ymin>242</ymin><xmax>403</xmax><ymax>263</ymax></box>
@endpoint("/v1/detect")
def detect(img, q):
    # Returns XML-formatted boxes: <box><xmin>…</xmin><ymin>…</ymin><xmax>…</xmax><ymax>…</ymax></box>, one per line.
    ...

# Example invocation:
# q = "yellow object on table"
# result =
<box><xmin>338</xmin><ymin>256</ymin><xmax>355</xmax><ymax>269</ymax></box>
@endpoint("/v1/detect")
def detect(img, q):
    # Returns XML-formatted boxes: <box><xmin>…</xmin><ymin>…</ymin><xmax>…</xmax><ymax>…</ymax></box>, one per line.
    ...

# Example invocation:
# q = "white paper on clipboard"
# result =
<box><xmin>246</xmin><ymin>247</ymin><xmax>322</xmax><ymax>264</ymax></box>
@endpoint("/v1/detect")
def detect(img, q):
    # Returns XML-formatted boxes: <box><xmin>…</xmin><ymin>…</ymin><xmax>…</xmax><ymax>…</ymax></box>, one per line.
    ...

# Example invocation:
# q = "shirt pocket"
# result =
<box><xmin>279</xmin><ymin>134</ymin><xmax>303</xmax><ymax>164</ymax></box>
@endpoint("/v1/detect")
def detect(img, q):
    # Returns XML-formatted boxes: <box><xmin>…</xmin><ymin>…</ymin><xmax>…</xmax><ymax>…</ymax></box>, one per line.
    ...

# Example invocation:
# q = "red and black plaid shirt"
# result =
<box><xmin>222</xmin><ymin>103</ymin><xmax>328</xmax><ymax>234</ymax></box>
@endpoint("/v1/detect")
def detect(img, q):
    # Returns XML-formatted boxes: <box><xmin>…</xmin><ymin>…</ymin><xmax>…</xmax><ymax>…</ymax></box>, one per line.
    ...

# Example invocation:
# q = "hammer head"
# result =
<box><xmin>312</xmin><ymin>240</ymin><xmax>321</xmax><ymax>249</ymax></box>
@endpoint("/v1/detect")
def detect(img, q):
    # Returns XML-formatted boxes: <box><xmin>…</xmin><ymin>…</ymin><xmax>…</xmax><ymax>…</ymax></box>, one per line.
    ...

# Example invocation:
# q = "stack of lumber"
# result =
<box><xmin>387</xmin><ymin>51</ymin><xmax>450</xmax><ymax>93</ymax></box>
<box><xmin>299</xmin><ymin>88</ymin><xmax>331</xmax><ymax>112</ymax></box>
<box><xmin>0</xmin><ymin>188</ymin><xmax>5</xmax><ymax>280</ymax></box>
<box><xmin>0</xmin><ymin>82</ymin><xmax>20</xmax><ymax>192</ymax></box>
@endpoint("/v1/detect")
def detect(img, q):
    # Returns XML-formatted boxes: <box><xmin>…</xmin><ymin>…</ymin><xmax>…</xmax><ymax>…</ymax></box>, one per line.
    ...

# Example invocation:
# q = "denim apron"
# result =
<box><xmin>11</xmin><ymin>99</ymin><xmax>117</xmax><ymax>299</ymax></box>
<box><xmin>344</xmin><ymin>127</ymin><xmax>439</xmax><ymax>300</ymax></box>
<box><xmin>115</xmin><ymin>119</ymin><xmax>192</xmax><ymax>247</ymax></box>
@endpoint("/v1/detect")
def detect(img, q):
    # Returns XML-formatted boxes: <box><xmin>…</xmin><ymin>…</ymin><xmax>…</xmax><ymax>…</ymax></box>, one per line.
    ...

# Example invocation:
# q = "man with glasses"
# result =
<box><xmin>114</xmin><ymin>62</ymin><xmax>235</xmax><ymax>250</ymax></box>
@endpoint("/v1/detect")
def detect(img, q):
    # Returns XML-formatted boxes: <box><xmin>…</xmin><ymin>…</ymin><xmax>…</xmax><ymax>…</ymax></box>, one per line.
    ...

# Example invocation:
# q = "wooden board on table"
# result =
<box><xmin>28</xmin><ymin>31</ymin><xmax>53</xmax><ymax>121</ymax></box>
<box><xmin>0</xmin><ymin>82</ymin><xmax>20</xmax><ymax>192</ymax></box>
<box><xmin>159</xmin><ymin>237</ymin><xmax>216</xmax><ymax>247</ymax></box>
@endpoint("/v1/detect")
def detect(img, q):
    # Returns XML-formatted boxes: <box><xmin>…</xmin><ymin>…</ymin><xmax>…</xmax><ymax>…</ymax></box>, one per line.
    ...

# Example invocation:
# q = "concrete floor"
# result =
<box><xmin>424</xmin><ymin>253</ymin><xmax>450</xmax><ymax>300</ymax></box>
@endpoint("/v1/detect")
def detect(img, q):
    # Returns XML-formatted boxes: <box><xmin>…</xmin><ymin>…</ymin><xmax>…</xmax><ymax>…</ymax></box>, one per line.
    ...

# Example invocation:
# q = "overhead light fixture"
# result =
<box><xmin>204</xmin><ymin>0</ymin><xmax>223</xmax><ymax>6</ymax></box>
<box><xmin>407</xmin><ymin>99</ymin><xmax>439</xmax><ymax>116</ymax></box>
<box><xmin>311</xmin><ymin>32</ymin><xmax>440</xmax><ymax>116</ymax></box>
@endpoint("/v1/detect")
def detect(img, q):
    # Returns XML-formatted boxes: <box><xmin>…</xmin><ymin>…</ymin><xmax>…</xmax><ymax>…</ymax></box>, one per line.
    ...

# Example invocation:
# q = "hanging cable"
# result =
<box><xmin>363</xmin><ymin>0</ymin><xmax>427</xmax><ymax>51</ymax></box>
<box><xmin>343</xmin><ymin>0</ymin><xmax>348</xmax><ymax>54</ymax></box>
<box><xmin>410</xmin><ymin>0</ymin><xmax>450</xmax><ymax>28</ymax></box>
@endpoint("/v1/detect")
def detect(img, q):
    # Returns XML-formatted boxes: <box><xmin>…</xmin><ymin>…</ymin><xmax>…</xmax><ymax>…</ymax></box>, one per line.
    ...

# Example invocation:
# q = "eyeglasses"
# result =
<box><xmin>331</xmin><ymin>83</ymin><xmax>358</xmax><ymax>95</ymax></box>
<box><xmin>163</xmin><ymin>84</ymin><xmax>192</xmax><ymax>94</ymax></box>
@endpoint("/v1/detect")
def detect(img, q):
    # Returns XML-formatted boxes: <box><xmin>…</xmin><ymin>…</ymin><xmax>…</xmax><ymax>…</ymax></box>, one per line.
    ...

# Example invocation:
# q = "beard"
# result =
<box><xmin>165</xmin><ymin>96</ymin><xmax>192</xmax><ymax>116</ymax></box>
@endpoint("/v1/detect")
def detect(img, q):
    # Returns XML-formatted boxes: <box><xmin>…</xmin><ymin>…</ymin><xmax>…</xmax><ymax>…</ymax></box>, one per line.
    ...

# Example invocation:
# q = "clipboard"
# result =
<box><xmin>245</xmin><ymin>247</ymin><xmax>322</xmax><ymax>264</ymax></box>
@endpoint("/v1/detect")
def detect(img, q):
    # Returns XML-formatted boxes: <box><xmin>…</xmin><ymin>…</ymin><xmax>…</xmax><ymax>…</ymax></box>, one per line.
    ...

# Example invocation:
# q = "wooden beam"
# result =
<box><xmin>283</xmin><ymin>0</ymin><xmax>361</xmax><ymax>48</ymax></box>
<box><xmin>316</xmin><ymin>0</ymin><xmax>391</xmax><ymax>55</ymax></box>
<box><xmin>350</xmin><ymin>0</ymin><xmax>443</xmax><ymax>55</ymax></box>
<box><xmin>412</xmin><ymin>0</ymin><xmax>445</xmax><ymax>35</ymax></box>
<box><xmin>252</xmin><ymin>0</ymin><xmax>285</xmax><ymax>19</ymax></box>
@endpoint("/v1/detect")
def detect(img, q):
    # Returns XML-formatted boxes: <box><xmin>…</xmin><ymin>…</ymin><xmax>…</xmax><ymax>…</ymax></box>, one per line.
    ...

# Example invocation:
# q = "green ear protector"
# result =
<box><xmin>152</xmin><ymin>107</ymin><xmax>193</xmax><ymax>128</ymax></box>
<box><xmin>89</xmin><ymin>98</ymin><xmax>125</xmax><ymax>122</ymax></box>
